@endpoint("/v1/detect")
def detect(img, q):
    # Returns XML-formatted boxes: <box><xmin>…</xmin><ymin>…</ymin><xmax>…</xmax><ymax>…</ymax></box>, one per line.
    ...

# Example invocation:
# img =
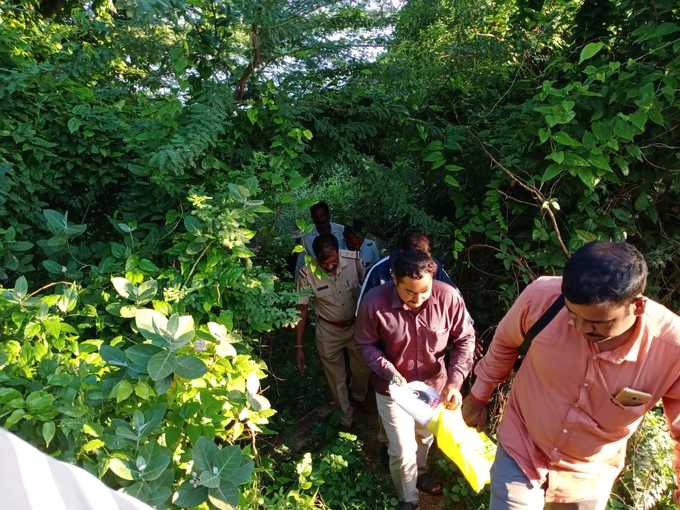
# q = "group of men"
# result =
<box><xmin>293</xmin><ymin>201</ymin><xmax>680</xmax><ymax>510</ymax></box>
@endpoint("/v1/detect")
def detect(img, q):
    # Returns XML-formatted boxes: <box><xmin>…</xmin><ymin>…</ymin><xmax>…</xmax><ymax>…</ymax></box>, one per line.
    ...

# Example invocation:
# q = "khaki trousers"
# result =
<box><xmin>376</xmin><ymin>391</ymin><xmax>434</xmax><ymax>504</ymax></box>
<box><xmin>315</xmin><ymin>322</ymin><xmax>369</xmax><ymax>427</ymax></box>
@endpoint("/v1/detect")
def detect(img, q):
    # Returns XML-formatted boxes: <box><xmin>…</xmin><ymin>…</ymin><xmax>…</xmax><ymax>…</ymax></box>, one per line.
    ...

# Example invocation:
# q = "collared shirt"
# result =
<box><xmin>301</xmin><ymin>222</ymin><xmax>347</xmax><ymax>257</ymax></box>
<box><xmin>355</xmin><ymin>254</ymin><xmax>455</xmax><ymax>314</ymax></box>
<box><xmin>355</xmin><ymin>281</ymin><xmax>476</xmax><ymax>395</ymax></box>
<box><xmin>296</xmin><ymin>249</ymin><xmax>364</xmax><ymax>323</ymax></box>
<box><xmin>0</xmin><ymin>428</ymin><xmax>152</xmax><ymax>510</ymax></box>
<box><xmin>471</xmin><ymin>276</ymin><xmax>680</xmax><ymax>504</ymax></box>
<box><xmin>357</xmin><ymin>238</ymin><xmax>380</xmax><ymax>271</ymax></box>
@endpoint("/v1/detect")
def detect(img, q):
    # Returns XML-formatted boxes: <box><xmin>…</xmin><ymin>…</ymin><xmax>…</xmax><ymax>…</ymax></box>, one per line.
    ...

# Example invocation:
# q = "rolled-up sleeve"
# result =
<box><xmin>470</xmin><ymin>282</ymin><xmax>535</xmax><ymax>402</ymax></box>
<box><xmin>354</xmin><ymin>299</ymin><xmax>398</xmax><ymax>382</ymax></box>
<box><xmin>446</xmin><ymin>291</ymin><xmax>476</xmax><ymax>389</ymax></box>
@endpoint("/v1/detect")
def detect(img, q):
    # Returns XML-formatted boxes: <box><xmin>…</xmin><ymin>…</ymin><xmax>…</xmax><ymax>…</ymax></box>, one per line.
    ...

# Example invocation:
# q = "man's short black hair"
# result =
<box><xmin>344</xmin><ymin>220</ymin><xmax>366</xmax><ymax>238</ymax></box>
<box><xmin>391</xmin><ymin>249</ymin><xmax>437</xmax><ymax>281</ymax></box>
<box><xmin>398</xmin><ymin>231</ymin><xmax>430</xmax><ymax>253</ymax></box>
<box><xmin>310</xmin><ymin>201</ymin><xmax>330</xmax><ymax>216</ymax></box>
<box><xmin>312</xmin><ymin>233</ymin><xmax>339</xmax><ymax>260</ymax></box>
<box><xmin>562</xmin><ymin>241</ymin><xmax>648</xmax><ymax>304</ymax></box>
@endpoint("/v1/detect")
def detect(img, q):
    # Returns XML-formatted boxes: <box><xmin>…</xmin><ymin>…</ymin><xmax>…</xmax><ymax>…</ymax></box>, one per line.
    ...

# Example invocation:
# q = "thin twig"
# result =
<box><xmin>181</xmin><ymin>241</ymin><xmax>214</xmax><ymax>289</ymax></box>
<box><xmin>471</xmin><ymin>131</ymin><xmax>571</xmax><ymax>258</ymax></box>
<box><xmin>28</xmin><ymin>281</ymin><xmax>73</xmax><ymax>297</ymax></box>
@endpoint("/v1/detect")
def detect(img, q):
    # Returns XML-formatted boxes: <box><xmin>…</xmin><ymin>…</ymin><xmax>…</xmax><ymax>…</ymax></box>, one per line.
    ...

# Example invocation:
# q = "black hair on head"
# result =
<box><xmin>562</xmin><ymin>241</ymin><xmax>648</xmax><ymax>304</ymax></box>
<box><xmin>309</xmin><ymin>201</ymin><xmax>329</xmax><ymax>215</ymax></box>
<box><xmin>345</xmin><ymin>220</ymin><xmax>366</xmax><ymax>238</ymax></box>
<box><xmin>391</xmin><ymin>249</ymin><xmax>437</xmax><ymax>281</ymax></box>
<box><xmin>312</xmin><ymin>233</ymin><xmax>339</xmax><ymax>260</ymax></box>
<box><xmin>398</xmin><ymin>230</ymin><xmax>430</xmax><ymax>253</ymax></box>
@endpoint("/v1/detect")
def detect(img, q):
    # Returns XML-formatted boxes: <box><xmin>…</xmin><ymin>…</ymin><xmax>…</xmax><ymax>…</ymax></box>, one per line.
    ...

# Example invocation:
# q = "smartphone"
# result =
<box><xmin>613</xmin><ymin>387</ymin><xmax>652</xmax><ymax>407</ymax></box>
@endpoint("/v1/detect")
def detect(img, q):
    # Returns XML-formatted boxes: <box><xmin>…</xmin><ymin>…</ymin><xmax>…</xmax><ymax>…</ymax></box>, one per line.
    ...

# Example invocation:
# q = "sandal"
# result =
<box><xmin>416</xmin><ymin>472</ymin><xmax>443</xmax><ymax>496</ymax></box>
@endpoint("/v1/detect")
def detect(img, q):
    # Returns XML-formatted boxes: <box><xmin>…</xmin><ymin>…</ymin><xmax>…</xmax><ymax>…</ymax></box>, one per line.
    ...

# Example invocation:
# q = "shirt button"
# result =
<box><xmin>552</xmin><ymin>447</ymin><xmax>559</xmax><ymax>453</ymax></box>
<box><xmin>562</xmin><ymin>428</ymin><xmax>568</xmax><ymax>434</ymax></box>
<box><xmin>583</xmin><ymin>382</ymin><xmax>589</xmax><ymax>388</ymax></box>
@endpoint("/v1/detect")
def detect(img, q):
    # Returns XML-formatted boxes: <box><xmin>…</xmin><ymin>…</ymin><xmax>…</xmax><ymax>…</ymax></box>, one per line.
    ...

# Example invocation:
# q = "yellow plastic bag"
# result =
<box><xmin>427</xmin><ymin>407</ymin><xmax>496</xmax><ymax>493</ymax></box>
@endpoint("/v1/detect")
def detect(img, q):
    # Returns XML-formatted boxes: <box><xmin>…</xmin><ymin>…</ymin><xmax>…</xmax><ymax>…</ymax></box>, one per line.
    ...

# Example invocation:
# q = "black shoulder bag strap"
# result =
<box><xmin>517</xmin><ymin>294</ymin><xmax>565</xmax><ymax>361</ymax></box>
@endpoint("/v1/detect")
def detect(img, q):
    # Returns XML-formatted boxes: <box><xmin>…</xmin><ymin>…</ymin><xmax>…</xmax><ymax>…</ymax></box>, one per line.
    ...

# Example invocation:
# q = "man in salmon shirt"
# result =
<box><xmin>355</xmin><ymin>249</ymin><xmax>476</xmax><ymax>510</ymax></box>
<box><xmin>462</xmin><ymin>241</ymin><xmax>680</xmax><ymax>509</ymax></box>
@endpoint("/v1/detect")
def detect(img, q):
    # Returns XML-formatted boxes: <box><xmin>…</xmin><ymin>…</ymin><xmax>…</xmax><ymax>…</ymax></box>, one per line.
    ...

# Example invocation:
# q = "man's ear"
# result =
<box><xmin>631</xmin><ymin>296</ymin><xmax>646</xmax><ymax>316</ymax></box>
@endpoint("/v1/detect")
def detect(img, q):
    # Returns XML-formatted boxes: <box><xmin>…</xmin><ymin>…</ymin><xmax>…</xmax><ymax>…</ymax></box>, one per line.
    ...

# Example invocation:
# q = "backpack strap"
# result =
<box><xmin>518</xmin><ymin>294</ymin><xmax>565</xmax><ymax>359</ymax></box>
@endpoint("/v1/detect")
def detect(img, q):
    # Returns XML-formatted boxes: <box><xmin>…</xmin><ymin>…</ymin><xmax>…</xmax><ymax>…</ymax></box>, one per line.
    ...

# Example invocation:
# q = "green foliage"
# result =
<box><xmin>252</xmin><ymin>433</ymin><xmax>396</xmax><ymax>510</ymax></box>
<box><xmin>608</xmin><ymin>409</ymin><xmax>677</xmax><ymax>510</ymax></box>
<box><xmin>1</xmin><ymin>1</ymin><xmax>679</xmax><ymax>509</ymax></box>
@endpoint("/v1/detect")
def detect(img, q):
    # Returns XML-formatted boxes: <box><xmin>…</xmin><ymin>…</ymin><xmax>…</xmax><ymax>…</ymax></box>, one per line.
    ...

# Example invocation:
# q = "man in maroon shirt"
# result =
<box><xmin>355</xmin><ymin>249</ymin><xmax>476</xmax><ymax>510</ymax></box>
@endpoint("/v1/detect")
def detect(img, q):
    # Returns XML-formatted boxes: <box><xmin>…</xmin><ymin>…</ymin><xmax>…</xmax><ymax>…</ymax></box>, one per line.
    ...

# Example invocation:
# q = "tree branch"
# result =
<box><xmin>471</xmin><ymin>131</ymin><xmax>571</xmax><ymax>258</ymax></box>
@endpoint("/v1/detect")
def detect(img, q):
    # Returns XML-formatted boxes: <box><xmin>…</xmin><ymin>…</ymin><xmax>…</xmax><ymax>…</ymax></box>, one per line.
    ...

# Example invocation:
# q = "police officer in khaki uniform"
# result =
<box><xmin>295</xmin><ymin>233</ymin><xmax>370</xmax><ymax>428</ymax></box>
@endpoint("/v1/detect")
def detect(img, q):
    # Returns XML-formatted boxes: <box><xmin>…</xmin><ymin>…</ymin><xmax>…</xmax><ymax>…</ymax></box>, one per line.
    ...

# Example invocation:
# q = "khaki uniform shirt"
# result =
<box><xmin>296</xmin><ymin>249</ymin><xmax>365</xmax><ymax>323</ymax></box>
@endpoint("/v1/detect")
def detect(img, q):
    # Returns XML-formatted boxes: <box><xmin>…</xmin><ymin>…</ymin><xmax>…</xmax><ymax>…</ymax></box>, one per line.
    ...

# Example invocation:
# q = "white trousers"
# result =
<box><xmin>376</xmin><ymin>392</ymin><xmax>434</xmax><ymax>503</ymax></box>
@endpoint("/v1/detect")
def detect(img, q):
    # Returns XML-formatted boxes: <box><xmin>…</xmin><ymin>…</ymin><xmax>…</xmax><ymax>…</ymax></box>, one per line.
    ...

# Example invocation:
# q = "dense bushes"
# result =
<box><xmin>0</xmin><ymin>1</ymin><xmax>679</xmax><ymax>509</ymax></box>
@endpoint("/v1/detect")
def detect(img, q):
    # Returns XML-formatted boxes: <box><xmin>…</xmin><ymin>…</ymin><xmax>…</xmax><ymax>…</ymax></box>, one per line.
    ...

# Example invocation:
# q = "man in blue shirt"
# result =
<box><xmin>355</xmin><ymin>231</ymin><xmax>454</xmax><ymax>313</ymax></box>
<box><xmin>343</xmin><ymin>220</ymin><xmax>381</xmax><ymax>271</ymax></box>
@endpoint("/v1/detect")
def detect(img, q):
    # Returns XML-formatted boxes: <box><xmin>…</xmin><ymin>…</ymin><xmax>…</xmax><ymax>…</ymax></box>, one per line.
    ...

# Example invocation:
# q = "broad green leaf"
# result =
<box><xmin>43</xmin><ymin>209</ymin><xmax>66</xmax><ymax>234</ymax></box>
<box><xmin>14</xmin><ymin>276</ymin><xmax>28</xmax><ymax>298</ymax></box>
<box><xmin>175</xmin><ymin>356</ymin><xmax>207</xmax><ymax>379</ymax></box>
<box><xmin>114</xmin><ymin>380</ymin><xmax>134</xmax><ymax>403</ymax></box>
<box><xmin>248</xmin><ymin>393</ymin><xmax>271</xmax><ymax>411</ymax></box>
<box><xmin>42</xmin><ymin>260</ymin><xmax>65</xmax><ymax>274</ymax></box>
<box><xmin>135</xmin><ymin>309</ymin><xmax>169</xmax><ymax>346</ymax></box>
<box><xmin>43</xmin><ymin>319</ymin><xmax>61</xmax><ymax>338</ymax></box>
<box><xmin>538</xmin><ymin>128</ymin><xmax>550</xmax><ymax>144</ymax></box>
<box><xmin>137</xmin><ymin>444</ymin><xmax>171</xmax><ymax>482</ymax></box>
<box><xmin>552</xmin><ymin>131</ymin><xmax>581</xmax><ymax>147</ymax></box>
<box><xmin>183</xmin><ymin>215</ymin><xmax>203</xmax><ymax>234</ymax></box>
<box><xmin>134</xmin><ymin>381</ymin><xmax>154</xmax><ymax>400</ymax></box>
<box><xmin>101</xmin><ymin>345</ymin><xmax>128</xmax><ymax>367</ymax></box>
<box><xmin>193</xmin><ymin>437</ymin><xmax>220</xmax><ymax>473</ymax></box>
<box><xmin>208</xmin><ymin>483</ymin><xmax>240</xmax><ymax>510</ymax></box>
<box><xmin>575</xmin><ymin>229</ymin><xmax>598</xmax><ymax>242</ymax></box>
<box><xmin>5</xmin><ymin>409</ymin><xmax>26</xmax><ymax>428</ymax></box>
<box><xmin>147</xmin><ymin>351</ymin><xmax>176</xmax><ymax>381</ymax></box>
<box><xmin>120</xmin><ymin>305</ymin><xmax>138</xmax><ymax>318</ymax></box>
<box><xmin>175</xmin><ymin>481</ymin><xmax>208</xmax><ymax>507</ymax></box>
<box><xmin>57</xmin><ymin>286</ymin><xmax>78</xmax><ymax>313</ymax></box>
<box><xmin>547</xmin><ymin>151</ymin><xmax>564</xmax><ymax>164</ymax></box>
<box><xmin>26</xmin><ymin>391</ymin><xmax>54</xmax><ymax>414</ymax></box>
<box><xmin>579</xmin><ymin>42</ymin><xmax>604</xmax><ymax>64</ymax></box>
<box><xmin>82</xmin><ymin>439</ymin><xmax>106</xmax><ymax>453</ymax></box>
<box><xmin>216</xmin><ymin>339</ymin><xmax>237</xmax><ymax>358</ymax></box>
<box><xmin>136</xmin><ymin>280</ymin><xmax>157</xmax><ymax>304</ymax></box>
<box><xmin>199</xmin><ymin>469</ymin><xmax>222</xmax><ymax>489</ymax></box>
<box><xmin>138</xmin><ymin>259</ymin><xmax>159</xmax><ymax>272</ymax></box>
<box><xmin>109</xmin><ymin>458</ymin><xmax>135</xmax><ymax>480</ymax></box>
<box><xmin>168</xmin><ymin>315</ymin><xmax>194</xmax><ymax>351</ymax></box>
<box><xmin>112</xmin><ymin>277</ymin><xmax>135</xmax><ymax>300</ymax></box>
<box><xmin>24</xmin><ymin>321</ymin><xmax>41</xmax><ymax>338</ymax></box>
<box><xmin>246</xmin><ymin>373</ymin><xmax>260</xmax><ymax>396</ymax></box>
<box><xmin>42</xmin><ymin>421</ymin><xmax>56</xmax><ymax>447</ymax></box>
<box><xmin>125</xmin><ymin>344</ymin><xmax>160</xmax><ymax>372</ymax></box>
<box><xmin>246</xmin><ymin>108</ymin><xmax>258</xmax><ymax>125</ymax></box>
<box><xmin>208</xmin><ymin>322</ymin><xmax>227</xmax><ymax>342</ymax></box>
<box><xmin>67</xmin><ymin>118</ymin><xmax>81</xmax><ymax>133</ymax></box>
<box><xmin>154</xmin><ymin>375</ymin><xmax>173</xmax><ymax>395</ymax></box>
